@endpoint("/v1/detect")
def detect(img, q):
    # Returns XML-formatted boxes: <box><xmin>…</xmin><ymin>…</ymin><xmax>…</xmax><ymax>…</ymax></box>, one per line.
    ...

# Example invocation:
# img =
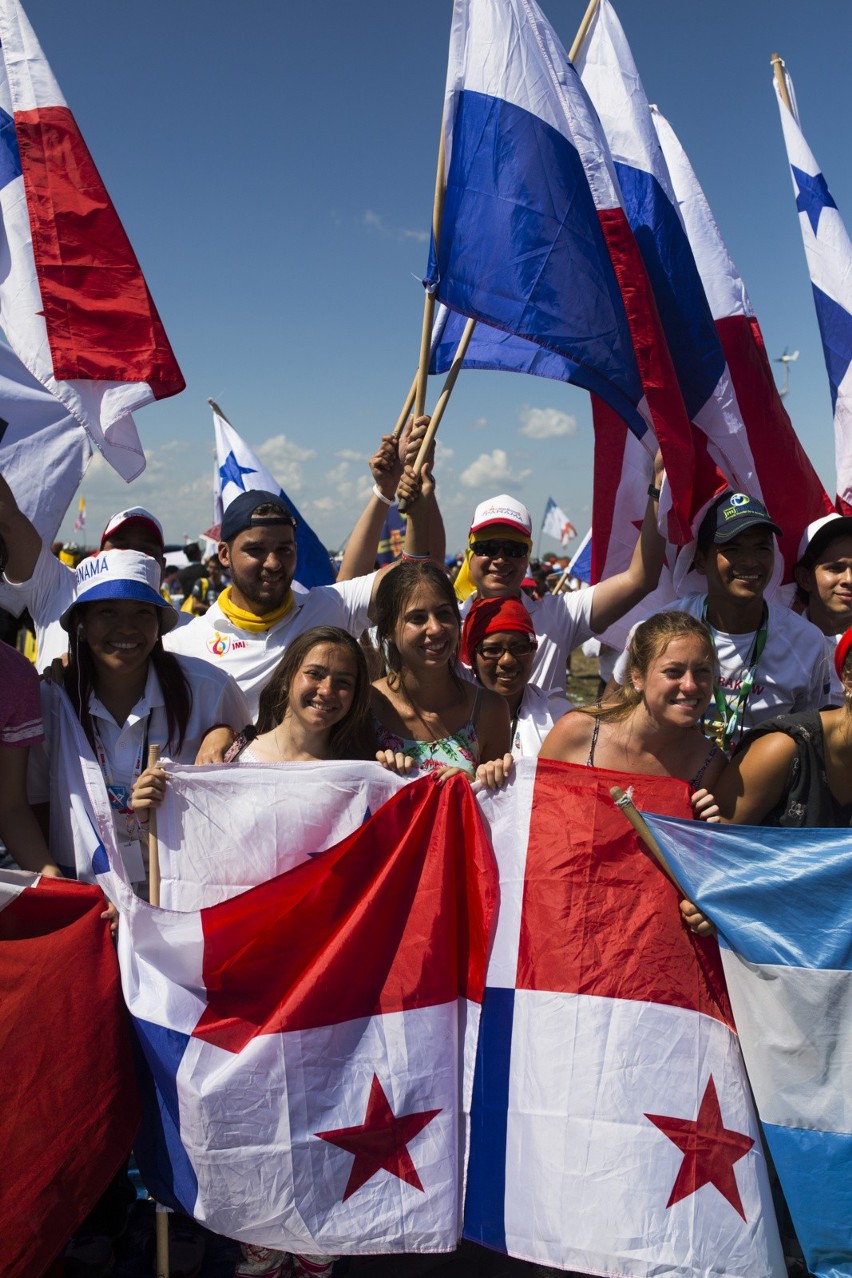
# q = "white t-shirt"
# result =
<box><xmin>30</xmin><ymin>656</ymin><xmax>249</xmax><ymax>888</ymax></box>
<box><xmin>613</xmin><ymin>593</ymin><xmax>831</xmax><ymax>735</ymax></box>
<box><xmin>461</xmin><ymin>587</ymin><xmax>595</xmax><ymax>694</ymax></box>
<box><xmin>164</xmin><ymin>575</ymin><xmax>376</xmax><ymax>716</ymax></box>
<box><xmin>3</xmin><ymin>542</ymin><xmax>74</xmax><ymax>667</ymax></box>
<box><xmin>802</xmin><ymin>607</ymin><xmax>844</xmax><ymax>707</ymax></box>
<box><xmin>512</xmin><ymin>682</ymin><xmax>571</xmax><ymax>759</ymax></box>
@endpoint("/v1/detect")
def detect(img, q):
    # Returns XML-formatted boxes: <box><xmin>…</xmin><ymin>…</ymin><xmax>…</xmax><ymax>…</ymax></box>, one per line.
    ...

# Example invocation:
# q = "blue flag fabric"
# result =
<box><xmin>644</xmin><ymin>812</ymin><xmax>852</xmax><ymax>1278</ymax></box>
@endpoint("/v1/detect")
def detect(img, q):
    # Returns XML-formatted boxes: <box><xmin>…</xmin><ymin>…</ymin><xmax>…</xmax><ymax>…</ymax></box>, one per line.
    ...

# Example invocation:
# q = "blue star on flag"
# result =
<box><xmin>219</xmin><ymin>450</ymin><xmax>257</xmax><ymax>492</ymax></box>
<box><xmin>792</xmin><ymin>164</ymin><xmax>837</xmax><ymax>235</ymax></box>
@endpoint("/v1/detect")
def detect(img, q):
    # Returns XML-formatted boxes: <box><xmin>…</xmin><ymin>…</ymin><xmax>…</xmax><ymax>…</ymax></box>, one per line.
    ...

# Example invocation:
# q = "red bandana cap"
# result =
<box><xmin>834</xmin><ymin>626</ymin><xmax>852</xmax><ymax>680</ymax></box>
<box><xmin>461</xmin><ymin>596</ymin><xmax>537</xmax><ymax>666</ymax></box>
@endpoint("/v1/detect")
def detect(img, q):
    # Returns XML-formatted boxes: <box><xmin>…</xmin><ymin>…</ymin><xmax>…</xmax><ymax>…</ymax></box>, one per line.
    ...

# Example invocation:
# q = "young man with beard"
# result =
<box><xmin>615</xmin><ymin>492</ymin><xmax>831</xmax><ymax>752</ymax></box>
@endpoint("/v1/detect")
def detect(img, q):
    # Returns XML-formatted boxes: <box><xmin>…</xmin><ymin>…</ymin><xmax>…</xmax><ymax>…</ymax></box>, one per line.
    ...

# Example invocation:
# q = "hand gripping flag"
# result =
<box><xmin>650</xmin><ymin>103</ymin><xmax>833</xmax><ymax>584</ymax></box>
<box><xmin>0</xmin><ymin>0</ymin><xmax>184</xmax><ymax>482</ymax></box>
<box><xmin>212</xmin><ymin>401</ymin><xmax>334</xmax><ymax>588</ymax></box>
<box><xmin>0</xmin><ymin>869</ymin><xmax>140</xmax><ymax>1278</ymax></box>
<box><xmin>773</xmin><ymin>59</ymin><xmax>852</xmax><ymax>513</ymax></box>
<box><xmin>427</xmin><ymin>0</ymin><xmax>700</xmax><ymax>544</ymax></box>
<box><xmin>644</xmin><ymin>813</ymin><xmax>852</xmax><ymax>1278</ymax></box>
<box><xmin>466</xmin><ymin>759</ymin><xmax>785</xmax><ymax>1277</ymax></box>
<box><xmin>97</xmin><ymin>773</ymin><xmax>498</xmax><ymax>1254</ymax></box>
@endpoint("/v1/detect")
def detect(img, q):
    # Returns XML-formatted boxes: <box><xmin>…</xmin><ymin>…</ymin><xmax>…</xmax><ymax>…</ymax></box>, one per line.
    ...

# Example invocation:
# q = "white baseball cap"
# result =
<box><xmin>100</xmin><ymin>506</ymin><xmax>164</xmax><ymax>550</ymax></box>
<box><xmin>60</xmin><ymin>549</ymin><xmax>178</xmax><ymax>632</ymax></box>
<box><xmin>469</xmin><ymin>495</ymin><xmax>532</xmax><ymax>538</ymax></box>
<box><xmin>796</xmin><ymin>513</ymin><xmax>852</xmax><ymax>564</ymax></box>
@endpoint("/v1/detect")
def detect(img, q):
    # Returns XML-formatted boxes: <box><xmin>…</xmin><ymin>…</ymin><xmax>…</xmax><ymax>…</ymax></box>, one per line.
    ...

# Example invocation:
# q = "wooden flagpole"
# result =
<box><xmin>146</xmin><ymin>742</ymin><xmax>171</xmax><ymax>1278</ymax></box>
<box><xmin>398</xmin><ymin>317</ymin><xmax>476</xmax><ymax>513</ymax></box>
<box><xmin>771</xmin><ymin>53</ymin><xmax>792</xmax><ymax>112</ymax></box>
<box><xmin>609</xmin><ymin>784</ymin><xmax>687</xmax><ymax>896</ymax></box>
<box><xmin>569</xmin><ymin>0</ymin><xmax>601</xmax><ymax>64</ymax></box>
<box><xmin>207</xmin><ymin>396</ymin><xmax>231</xmax><ymax>424</ymax></box>
<box><xmin>412</xmin><ymin>126</ymin><xmax>448</xmax><ymax>428</ymax></box>
<box><xmin>392</xmin><ymin>373</ymin><xmax>418</xmax><ymax>440</ymax></box>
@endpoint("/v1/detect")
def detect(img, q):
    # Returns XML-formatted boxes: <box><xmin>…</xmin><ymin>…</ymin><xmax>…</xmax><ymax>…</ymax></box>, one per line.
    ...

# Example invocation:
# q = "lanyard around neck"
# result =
<box><xmin>702</xmin><ymin>600</ymin><xmax>768</xmax><ymax>752</ymax></box>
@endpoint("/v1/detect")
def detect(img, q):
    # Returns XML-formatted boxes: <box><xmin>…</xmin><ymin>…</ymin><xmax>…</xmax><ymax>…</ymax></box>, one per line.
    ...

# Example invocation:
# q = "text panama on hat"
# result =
<box><xmin>60</xmin><ymin>549</ymin><xmax>178</xmax><ymax>633</ymax></box>
<box><xmin>469</xmin><ymin>495</ymin><xmax>532</xmax><ymax>538</ymax></box>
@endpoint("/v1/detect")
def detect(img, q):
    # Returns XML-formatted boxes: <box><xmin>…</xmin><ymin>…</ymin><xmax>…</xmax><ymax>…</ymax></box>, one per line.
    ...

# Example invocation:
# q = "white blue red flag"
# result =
<box><xmin>541</xmin><ymin>497</ymin><xmax>576</xmax><ymax>546</ymax></box>
<box><xmin>212</xmin><ymin>401</ymin><xmax>334</xmax><ymax>587</ymax></box>
<box><xmin>644</xmin><ymin>812</ymin><xmax>852</xmax><ymax>1278</ymax></box>
<box><xmin>576</xmin><ymin>3</ymin><xmax>743</xmax><ymax>523</ymax></box>
<box><xmin>428</xmin><ymin>0</ymin><xmax>701</xmax><ymax>543</ymax></box>
<box><xmin>0</xmin><ymin>869</ymin><xmax>140</xmax><ymax>1278</ymax></box>
<box><xmin>466</xmin><ymin>760</ymin><xmax>784</xmax><ymax>1276</ymax></box>
<box><xmin>650</xmin><ymin>103</ymin><xmax>833</xmax><ymax>585</ymax></box>
<box><xmin>0</xmin><ymin>0</ymin><xmax>183</xmax><ymax>481</ymax></box>
<box><xmin>98</xmin><ymin>772</ymin><xmax>497</xmax><ymax>1254</ymax></box>
<box><xmin>773</xmin><ymin>59</ymin><xmax>852</xmax><ymax>513</ymax></box>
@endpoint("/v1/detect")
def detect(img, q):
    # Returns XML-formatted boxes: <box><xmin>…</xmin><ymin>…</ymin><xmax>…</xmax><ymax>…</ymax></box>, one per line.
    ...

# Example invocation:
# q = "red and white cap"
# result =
<box><xmin>796</xmin><ymin>512</ymin><xmax>852</xmax><ymax>565</ymax></box>
<box><xmin>100</xmin><ymin>506</ymin><xmax>164</xmax><ymax>550</ymax></box>
<box><xmin>469</xmin><ymin>495</ymin><xmax>532</xmax><ymax>538</ymax></box>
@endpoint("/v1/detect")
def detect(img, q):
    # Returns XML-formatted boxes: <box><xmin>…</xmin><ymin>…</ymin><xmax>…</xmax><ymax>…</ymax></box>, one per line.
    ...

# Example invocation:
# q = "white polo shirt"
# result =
<box><xmin>30</xmin><ymin>656</ymin><xmax>249</xmax><ymax>889</ymax></box>
<box><xmin>461</xmin><ymin>586</ymin><xmax>595</xmax><ymax>694</ymax></box>
<box><xmin>512</xmin><ymin>682</ymin><xmax>572</xmax><ymax>758</ymax></box>
<box><xmin>164</xmin><ymin>575</ymin><xmax>376</xmax><ymax>716</ymax></box>
<box><xmin>613</xmin><ymin>593</ymin><xmax>831</xmax><ymax>734</ymax></box>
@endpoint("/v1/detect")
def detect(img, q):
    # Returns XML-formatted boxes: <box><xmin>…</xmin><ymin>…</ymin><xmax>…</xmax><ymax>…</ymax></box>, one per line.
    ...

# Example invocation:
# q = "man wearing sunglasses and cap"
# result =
<box><xmin>456</xmin><ymin>470</ymin><xmax>666</xmax><ymax>694</ymax></box>
<box><xmin>0</xmin><ymin>470</ymin><xmax>167</xmax><ymax>667</ymax></box>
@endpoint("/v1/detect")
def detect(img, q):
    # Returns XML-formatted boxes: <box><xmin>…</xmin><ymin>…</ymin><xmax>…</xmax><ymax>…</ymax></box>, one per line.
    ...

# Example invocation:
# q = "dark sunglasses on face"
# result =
<box><xmin>470</xmin><ymin>540</ymin><xmax>528</xmax><ymax>560</ymax></box>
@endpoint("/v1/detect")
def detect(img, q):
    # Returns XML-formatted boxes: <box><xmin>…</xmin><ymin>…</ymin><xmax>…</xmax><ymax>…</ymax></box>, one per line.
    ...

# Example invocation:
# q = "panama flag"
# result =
<box><xmin>428</xmin><ymin>0</ymin><xmax>704</xmax><ymax>544</ymax></box>
<box><xmin>644</xmin><ymin>813</ymin><xmax>852</xmax><ymax>1278</ymax></box>
<box><xmin>98</xmin><ymin>774</ymin><xmax>497</xmax><ymax>1254</ymax></box>
<box><xmin>465</xmin><ymin>760</ymin><xmax>784</xmax><ymax>1277</ymax></box>
<box><xmin>541</xmin><ymin>497</ymin><xmax>576</xmax><ymax>546</ymax></box>
<box><xmin>0</xmin><ymin>0</ymin><xmax>184</xmax><ymax>482</ymax></box>
<box><xmin>774</xmin><ymin>60</ymin><xmax>852</xmax><ymax>513</ymax></box>
<box><xmin>650</xmin><ymin>103</ymin><xmax>833</xmax><ymax>584</ymax></box>
<box><xmin>1</xmin><ymin>869</ymin><xmax>140</xmax><ymax>1278</ymax></box>
<box><xmin>211</xmin><ymin>400</ymin><xmax>334</xmax><ymax>587</ymax></box>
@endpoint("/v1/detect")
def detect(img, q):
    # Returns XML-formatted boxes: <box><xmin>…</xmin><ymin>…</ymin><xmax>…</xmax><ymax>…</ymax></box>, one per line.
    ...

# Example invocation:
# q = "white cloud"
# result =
<box><xmin>518</xmin><ymin>407</ymin><xmax>578</xmax><ymax>439</ymax></box>
<box><xmin>460</xmin><ymin>449</ymin><xmax>513</xmax><ymax>488</ymax></box>
<box><xmin>335</xmin><ymin>448</ymin><xmax>368</xmax><ymax>462</ymax></box>
<box><xmin>363</xmin><ymin>209</ymin><xmax>429</xmax><ymax>244</ymax></box>
<box><xmin>255</xmin><ymin>433</ymin><xmax>317</xmax><ymax>465</ymax></box>
<box><xmin>470</xmin><ymin>416</ymin><xmax>488</xmax><ymax>431</ymax></box>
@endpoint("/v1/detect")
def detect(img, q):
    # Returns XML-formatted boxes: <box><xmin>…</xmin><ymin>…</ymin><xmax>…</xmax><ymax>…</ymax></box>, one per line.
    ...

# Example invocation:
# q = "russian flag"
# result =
<box><xmin>104</xmin><ymin>776</ymin><xmax>497</xmax><ymax>1253</ymax></box>
<box><xmin>645</xmin><ymin>812</ymin><xmax>852</xmax><ymax>1278</ymax></box>
<box><xmin>464</xmin><ymin>761</ymin><xmax>784</xmax><ymax>1276</ymax></box>
<box><xmin>0</xmin><ymin>0</ymin><xmax>184</xmax><ymax>481</ymax></box>
<box><xmin>774</xmin><ymin>59</ymin><xmax>852</xmax><ymax>515</ymax></box>
<box><xmin>428</xmin><ymin>0</ymin><xmax>699</xmax><ymax>544</ymax></box>
<box><xmin>650</xmin><ymin>103</ymin><xmax>833</xmax><ymax>584</ymax></box>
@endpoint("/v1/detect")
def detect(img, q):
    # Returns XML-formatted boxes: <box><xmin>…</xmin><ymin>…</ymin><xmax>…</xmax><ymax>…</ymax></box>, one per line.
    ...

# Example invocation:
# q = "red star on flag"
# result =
<box><xmin>645</xmin><ymin>1075</ymin><xmax>754</xmax><ymax>1219</ymax></box>
<box><xmin>316</xmin><ymin>1074</ymin><xmax>441</xmax><ymax>1202</ymax></box>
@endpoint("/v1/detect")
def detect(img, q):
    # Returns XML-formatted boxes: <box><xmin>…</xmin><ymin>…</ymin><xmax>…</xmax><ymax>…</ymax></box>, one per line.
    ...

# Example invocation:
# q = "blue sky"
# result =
<box><xmin>29</xmin><ymin>0</ymin><xmax>852</xmax><ymax>555</ymax></box>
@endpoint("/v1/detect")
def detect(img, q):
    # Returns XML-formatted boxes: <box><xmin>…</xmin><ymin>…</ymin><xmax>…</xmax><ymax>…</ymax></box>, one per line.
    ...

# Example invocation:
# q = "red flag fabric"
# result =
<box><xmin>0</xmin><ymin>872</ymin><xmax>140</xmax><ymax>1278</ymax></box>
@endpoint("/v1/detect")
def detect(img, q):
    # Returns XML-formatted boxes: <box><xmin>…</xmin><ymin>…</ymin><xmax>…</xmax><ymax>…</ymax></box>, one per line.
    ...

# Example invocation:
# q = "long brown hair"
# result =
<box><xmin>580</xmin><ymin>611</ymin><xmax>717</xmax><ymax>723</ymax></box>
<box><xmin>254</xmin><ymin>625</ymin><xmax>373</xmax><ymax>759</ymax></box>
<box><xmin>65</xmin><ymin>605</ymin><xmax>192</xmax><ymax>753</ymax></box>
<box><xmin>373</xmin><ymin>561</ymin><xmax>464</xmax><ymax>693</ymax></box>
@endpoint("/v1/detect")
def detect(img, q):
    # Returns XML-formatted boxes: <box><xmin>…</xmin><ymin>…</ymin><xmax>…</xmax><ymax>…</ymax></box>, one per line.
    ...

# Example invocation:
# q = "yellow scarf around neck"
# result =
<box><xmin>217</xmin><ymin>585</ymin><xmax>294</xmax><ymax>633</ymax></box>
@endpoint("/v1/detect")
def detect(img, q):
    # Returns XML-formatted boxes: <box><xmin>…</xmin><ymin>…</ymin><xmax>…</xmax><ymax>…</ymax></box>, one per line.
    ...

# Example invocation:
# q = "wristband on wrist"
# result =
<box><xmin>647</xmin><ymin>483</ymin><xmax>661</xmax><ymax>500</ymax></box>
<box><xmin>372</xmin><ymin>483</ymin><xmax>395</xmax><ymax>506</ymax></box>
<box><xmin>401</xmin><ymin>551</ymin><xmax>430</xmax><ymax>562</ymax></box>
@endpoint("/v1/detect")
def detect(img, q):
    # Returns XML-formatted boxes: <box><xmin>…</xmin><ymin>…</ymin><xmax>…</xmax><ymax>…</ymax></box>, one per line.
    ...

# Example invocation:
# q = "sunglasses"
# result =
<box><xmin>477</xmin><ymin>640</ymin><xmax>537</xmax><ymax>661</ymax></box>
<box><xmin>470</xmin><ymin>540</ymin><xmax>528</xmax><ymax>560</ymax></box>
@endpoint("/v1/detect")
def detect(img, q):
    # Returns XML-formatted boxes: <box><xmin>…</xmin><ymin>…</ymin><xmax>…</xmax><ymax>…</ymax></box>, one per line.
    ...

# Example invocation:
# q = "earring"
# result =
<box><xmin>76</xmin><ymin>623</ymin><xmax>85</xmax><ymax>642</ymax></box>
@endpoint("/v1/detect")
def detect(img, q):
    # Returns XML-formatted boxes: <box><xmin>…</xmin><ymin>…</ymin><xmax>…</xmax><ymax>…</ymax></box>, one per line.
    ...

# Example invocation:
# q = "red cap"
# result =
<box><xmin>834</xmin><ymin>626</ymin><xmax>852</xmax><ymax>680</ymax></box>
